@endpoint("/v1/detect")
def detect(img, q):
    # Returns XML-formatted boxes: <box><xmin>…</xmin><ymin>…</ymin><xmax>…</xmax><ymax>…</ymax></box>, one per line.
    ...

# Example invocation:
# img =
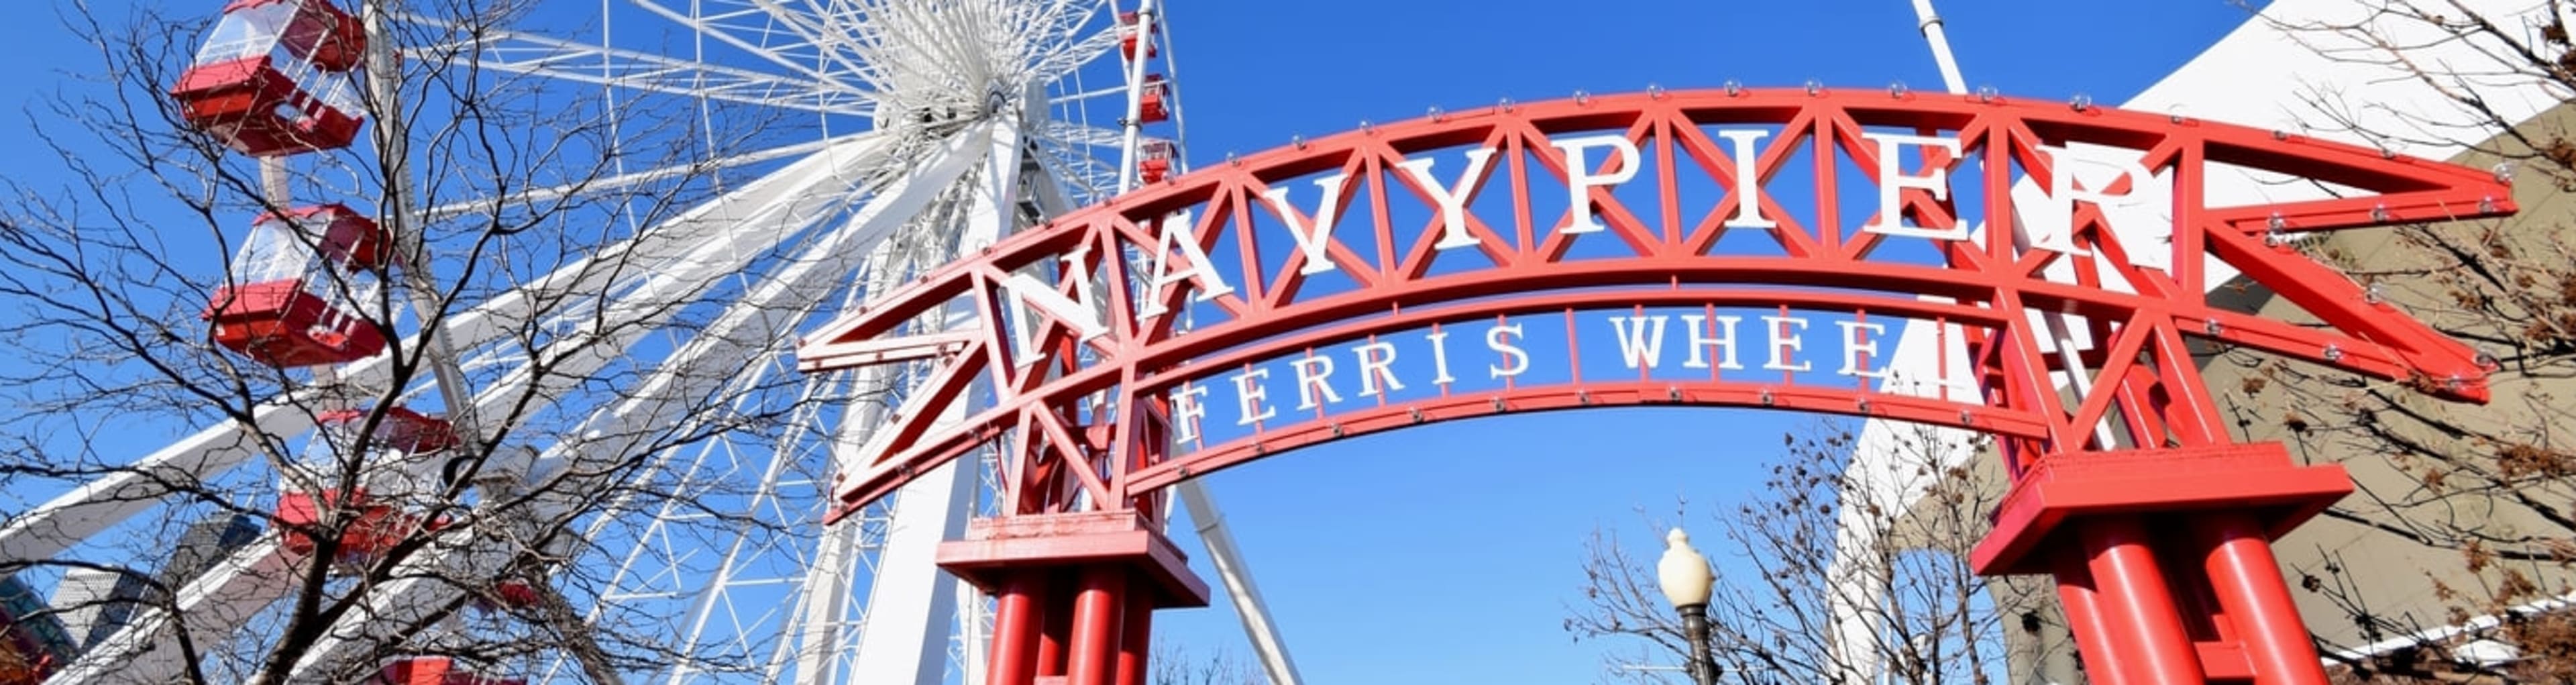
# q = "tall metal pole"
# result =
<box><xmin>360</xmin><ymin>1</ymin><xmax>484</xmax><ymax>448</ymax></box>
<box><xmin>1905</xmin><ymin>1</ymin><xmax>2108</xmax><ymax>445</ymax></box>
<box><xmin>361</xmin><ymin>4</ymin><xmax>621</xmax><ymax>684</ymax></box>
<box><xmin>1910</xmin><ymin>0</ymin><xmax>1968</xmax><ymax>95</ymax></box>
<box><xmin>1175</xmin><ymin>483</ymin><xmax>1307</xmax><ymax>685</ymax></box>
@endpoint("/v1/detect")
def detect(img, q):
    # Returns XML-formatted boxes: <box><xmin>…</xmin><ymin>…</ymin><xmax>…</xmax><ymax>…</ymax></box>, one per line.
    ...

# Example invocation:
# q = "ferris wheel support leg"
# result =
<box><xmin>841</xmin><ymin>458</ymin><xmax>979</xmax><ymax>684</ymax></box>
<box><xmin>1175</xmin><ymin>481</ymin><xmax>1307</xmax><ymax>685</ymax></box>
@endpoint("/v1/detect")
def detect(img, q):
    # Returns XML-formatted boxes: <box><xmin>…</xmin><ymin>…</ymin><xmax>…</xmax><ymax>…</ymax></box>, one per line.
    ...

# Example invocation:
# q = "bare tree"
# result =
<box><xmin>1565</xmin><ymin>421</ymin><xmax>2063</xmax><ymax>684</ymax></box>
<box><xmin>1150</xmin><ymin>644</ymin><xmax>1266</xmax><ymax>685</ymax></box>
<box><xmin>2208</xmin><ymin>2</ymin><xmax>2576</xmax><ymax>681</ymax></box>
<box><xmin>0</xmin><ymin>1</ymin><xmax>865</xmax><ymax>682</ymax></box>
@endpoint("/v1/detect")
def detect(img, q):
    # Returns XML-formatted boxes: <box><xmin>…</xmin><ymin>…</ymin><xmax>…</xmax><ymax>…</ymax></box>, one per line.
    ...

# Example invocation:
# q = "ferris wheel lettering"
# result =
<box><xmin>1160</xmin><ymin>308</ymin><xmax>1905</xmax><ymax>445</ymax></box>
<box><xmin>1394</xmin><ymin>148</ymin><xmax>1501</xmax><ymax>250</ymax></box>
<box><xmin>996</xmin><ymin>245</ymin><xmax>1108</xmax><ymax>367</ymax></box>
<box><xmin>1259</xmin><ymin>176</ymin><xmax>1356</xmax><ymax>276</ymax></box>
<box><xmin>1678</xmin><ymin>314</ymin><xmax>1746</xmax><ymax>370</ymax></box>
<box><xmin>1138</xmin><ymin>209</ymin><xmax>1233</xmax><ymax>318</ymax></box>
<box><xmin>1550</xmin><ymin>134</ymin><xmax>1644</xmax><ymax>235</ymax></box>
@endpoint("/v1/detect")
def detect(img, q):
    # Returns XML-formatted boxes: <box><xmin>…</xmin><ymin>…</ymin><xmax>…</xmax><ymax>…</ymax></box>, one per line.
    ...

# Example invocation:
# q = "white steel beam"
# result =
<box><xmin>421</xmin><ymin>20</ymin><xmax>873</xmax><ymax>115</ymax></box>
<box><xmin>841</xmin><ymin>106</ymin><xmax>1027</xmax><ymax>685</ymax></box>
<box><xmin>1177</xmin><ymin>482</ymin><xmax>1307</xmax><ymax>685</ymax></box>
<box><xmin>275</xmin><ymin>123</ymin><xmax>997</xmax><ymax>684</ymax></box>
<box><xmin>0</xmin><ymin>132</ymin><xmax>896</xmax><ymax>570</ymax></box>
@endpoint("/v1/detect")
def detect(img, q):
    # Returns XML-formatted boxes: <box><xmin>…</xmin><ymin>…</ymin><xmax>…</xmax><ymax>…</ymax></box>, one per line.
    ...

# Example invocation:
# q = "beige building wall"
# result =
<box><xmin>1914</xmin><ymin>105</ymin><xmax>2576</xmax><ymax>682</ymax></box>
<box><xmin>2208</xmin><ymin>103</ymin><xmax>2576</xmax><ymax>656</ymax></box>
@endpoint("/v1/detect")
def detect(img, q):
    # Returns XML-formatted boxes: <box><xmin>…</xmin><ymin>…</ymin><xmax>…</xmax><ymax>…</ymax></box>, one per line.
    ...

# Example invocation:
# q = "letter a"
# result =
<box><xmin>1138</xmin><ymin>209</ymin><xmax>1237</xmax><ymax>318</ymax></box>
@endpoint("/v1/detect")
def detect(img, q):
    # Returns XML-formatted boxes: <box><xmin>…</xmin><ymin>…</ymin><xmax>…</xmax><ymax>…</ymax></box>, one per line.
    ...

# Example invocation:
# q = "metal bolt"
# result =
<box><xmin>1805</xmin><ymin>79</ymin><xmax>1823</xmax><ymax>96</ymax></box>
<box><xmin>1359</xmin><ymin>119</ymin><xmax>1373</xmax><ymax>133</ymax></box>
<box><xmin>1491</xmin><ymin>397</ymin><xmax>1507</xmax><ymax>411</ymax></box>
<box><xmin>2493</xmin><ymin>162</ymin><xmax>2515</xmax><ymax>184</ymax></box>
<box><xmin>1409</xmin><ymin>407</ymin><xmax>1425</xmax><ymax>423</ymax></box>
<box><xmin>2322</xmin><ymin>344</ymin><xmax>2344</xmax><ymax>362</ymax></box>
<box><xmin>1760</xmin><ymin>388</ymin><xmax>1776</xmax><ymax>406</ymax></box>
<box><xmin>1648</xmin><ymin>83</ymin><xmax>1666</xmax><ymax>99</ymax></box>
<box><xmin>1427</xmin><ymin>105</ymin><xmax>1444</xmax><ymax>121</ymax></box>
<box><xmin>1725</xmin><ymin>79</ymin><xmax>1743</xmax><ymax>96</ymax></box>
<box><xmin>2205</xmin><ymin>319</ymin><xmax>2225</xmax><ymax>336</ymax></box>
<box><xmin>2480</xmin><ymin>196</ymin><xmax>2498</xmax><ymax>213</ymax></box>
<box><xmin>2371</xmin><ymin>204</ymin><xmax>2390</xmax><ymax>222</ymax></box>
<box><xmin>2273</xmin><ymin>129</ymin><xmax>2290</xmax><ymax>141</ymax></box>
<box><xmin>2070</xmin><ymin>93</ymin><xmax>2092</xmax><ymax>111</ymax></box>
<box><xmin>1498</xmin><ymin>96</ymin><xmax>1514</xmax><ymax>113</ymax></box>
<box><xmin>1888</xmin><ymin>81</ymin><xmax>1908</xmax><ymax>98</ymax></box>
<box><xmin>2381</xmin><ymin>148</ymin><xmax>2397</xmax><ymax>159</ymax></box>
<box><xmin>1976</xmin><ymin>86</ymin><xmax>1998</xmax><ymax>103</ymax></box>
<box><xmin>1960</xmin><ymin>409</ymin><xmax>1975</xmax><ymax>425</ymax></box>
<box><xmin>2364</xmin><ymin>283</ymin><xmax>2384</xmax><ymax>305</ymax></box>
<box><xmin>1330</xmin><ymin>423</ymin><xmax>1344</xmax><ymax>437</ymax></box>
<box><xmin>1668</xmin><ymin>386</ymin><xmax>1684</xmax><ymax>401</ymax></box>
<box><xmin>1291</xmin><ymin>134</ymin><xmax>1305</xmax><ymax>150</ymax></box>
<box><xmin>1578</xmin><ymin>390</ymin><xmax>1593</xmax><ymax>405</ymax></box>
<box><xmin>1574</xmin><ymin>89</ymin><xmax>1591</xmax><ymax>105</ymax></box>
<box><xmin>2475</xmin><ymin>352</ymin><xmax>2500</xmax><ymax>370</ymax></box>
<box><xmin>1856</xmin><ymin>397</ymin><xmax>1872</xmax><ymax>413</ymax></box>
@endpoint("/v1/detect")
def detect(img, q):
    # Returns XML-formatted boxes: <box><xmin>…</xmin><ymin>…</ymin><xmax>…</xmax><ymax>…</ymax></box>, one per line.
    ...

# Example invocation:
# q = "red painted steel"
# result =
<box><xmin>2198</xmin><ymin>515</ymin><xmax>2332</xmax><ymax>684</ymax></box>
<box><xmin>2082</xmin><ymin>517</ymin><xmax>2205</xmax><ymax>682</ymax></box>
<box><xmin>796</xmin><ymin>89</ymin><xmax>2519</xmax><ymax>684</ymax></box>
<box><xmin>990</xmin><ymin>576</ymin><xmax>1044</xmax><ymax>685</ymax></box>
<box><xmin>1065</xmin><ymin>568</ymin><xmax>1124</xmax><ymax>685</ymax></box>
<box><xmin>2053</xmin><ymin>554</ymin><xmax>2130</xmax><ymax>685</ymax></box>
<box><xmin>1114</xmin><ymin>590</ymin><xmax>1152</xmax><ymax>685</ymax></box>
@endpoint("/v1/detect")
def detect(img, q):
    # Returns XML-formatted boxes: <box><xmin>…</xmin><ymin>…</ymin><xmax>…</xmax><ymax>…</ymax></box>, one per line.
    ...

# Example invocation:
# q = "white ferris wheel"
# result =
<box><xmin>3</xmin><ymin>1</ymin><xmax>1298</xmax><ymax>684</ymax></box>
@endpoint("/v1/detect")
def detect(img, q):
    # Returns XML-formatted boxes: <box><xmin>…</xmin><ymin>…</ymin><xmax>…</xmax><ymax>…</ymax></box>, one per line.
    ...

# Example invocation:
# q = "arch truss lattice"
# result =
<box><xmin>798</xmin><ymin>89</ymin><xmax>2514</xmax><ymax>685</ymax></box>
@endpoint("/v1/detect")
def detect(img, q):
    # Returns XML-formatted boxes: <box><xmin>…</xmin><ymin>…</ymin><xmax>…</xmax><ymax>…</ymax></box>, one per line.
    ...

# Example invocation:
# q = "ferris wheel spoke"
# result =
<box><xmin>422</xmin><ymin>136</ymin><xmax>851</xmax><ymax>223</ymax></box>
<box><xmin>13</xmin><ymin>131</ymin><xmax>904</xmax><ymax>685</ymax></box>
<box><xmin>414</xmin><ymin>19</ymin><xmax>872</xmax><ymax>115</ymax></box>
<box><xmin>1028</xmin><ymin>27</ymin><xmax>1122</xmax><ymax>84</ymax></box>
<box><xmin>627</xmin><ymin>0</ymin><xmax>874</xmax><ymax>96</ymax></box>
<box><xmin>277</xmin><ymin>123</ymin><xmax>1002</xmax><ymax>682</ymax></box>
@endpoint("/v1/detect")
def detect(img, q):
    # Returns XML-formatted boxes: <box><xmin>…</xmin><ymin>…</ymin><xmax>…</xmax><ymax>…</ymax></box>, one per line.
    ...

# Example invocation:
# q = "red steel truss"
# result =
<box><xmin>798</xmin><ymin>88</ymin><xmax>2514</xmax><ymax>684</ymax></box>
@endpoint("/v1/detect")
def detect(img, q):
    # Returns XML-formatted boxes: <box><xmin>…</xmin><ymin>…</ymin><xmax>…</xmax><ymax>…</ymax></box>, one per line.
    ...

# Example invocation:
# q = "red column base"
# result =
<box><xmin>1973</xmin><ymin>443</ymin><xmax>2349</xmax><ymax>576</ymax></box>
<box><xmin>939</xmin><ymin>512</ymin><xmax>1210</xmax><ymax>685</ymax></box>
<box><xmin>1972</xmin><ymin>443</ymin><xmax>2346</xmax><ymax>685</ymax></box>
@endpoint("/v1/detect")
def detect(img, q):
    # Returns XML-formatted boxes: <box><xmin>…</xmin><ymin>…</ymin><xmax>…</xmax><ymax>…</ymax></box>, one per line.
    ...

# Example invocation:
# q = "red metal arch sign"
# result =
<box><xmin>798</xmin><ymin>88</ymin><xmax>2514</xmax><ymax>685</ymax></box>
<box><xmin>800</xmin><ymin>87</ymin><xmax>2506</xmax><ymax>516</ymax></box>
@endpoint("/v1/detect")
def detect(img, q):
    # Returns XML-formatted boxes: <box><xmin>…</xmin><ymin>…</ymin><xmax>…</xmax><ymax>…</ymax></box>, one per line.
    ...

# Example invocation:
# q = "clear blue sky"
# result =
<box><xmin>0</xmin><ymin>1</ymin><xmax>2266</xmax><ymax>683</ymax></box>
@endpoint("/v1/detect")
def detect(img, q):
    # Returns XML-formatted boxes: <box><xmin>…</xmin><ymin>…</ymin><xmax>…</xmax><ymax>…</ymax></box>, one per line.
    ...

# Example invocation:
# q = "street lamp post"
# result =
<box><xmin>1658</xmin><ymin>528</ymin><xmax>1719</xmax><ymax>685</ymax></box>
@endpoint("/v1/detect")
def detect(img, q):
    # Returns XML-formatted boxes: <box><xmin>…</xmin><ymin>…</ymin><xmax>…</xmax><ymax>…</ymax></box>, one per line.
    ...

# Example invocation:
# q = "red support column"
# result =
<box><xmin>2053</xmin><ymin>551</ymin><xmax>2131</xmax><ymax>685</ymax></box>
<box><xmin>2196</xmin><ymin>514</ymin><xmax>2330</xmax><ymax>685</ymax></box>
<box><xmin>1115</xmin><ymin>589</ymin><xmax>1155</xmax><ymax>685</ymax></box>
<box><xmin>1066</xmin><ymin>567</ymin><xmax>1128</xmax><ymax>685</ymax></box>
<box><xmin>989</xmin><ymin>575</ymin><xmax>1048</xmax><ymax>685</ymax></box>
<box><xmin>2080</xmin><ymin>517</ymin><xmax>2205</xmax><ymax>683</ymax></box>
<box><xmin>1038</xmin><ymin>578</ymin><xmax>1073</xmax><ymax>678</ymax></box>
